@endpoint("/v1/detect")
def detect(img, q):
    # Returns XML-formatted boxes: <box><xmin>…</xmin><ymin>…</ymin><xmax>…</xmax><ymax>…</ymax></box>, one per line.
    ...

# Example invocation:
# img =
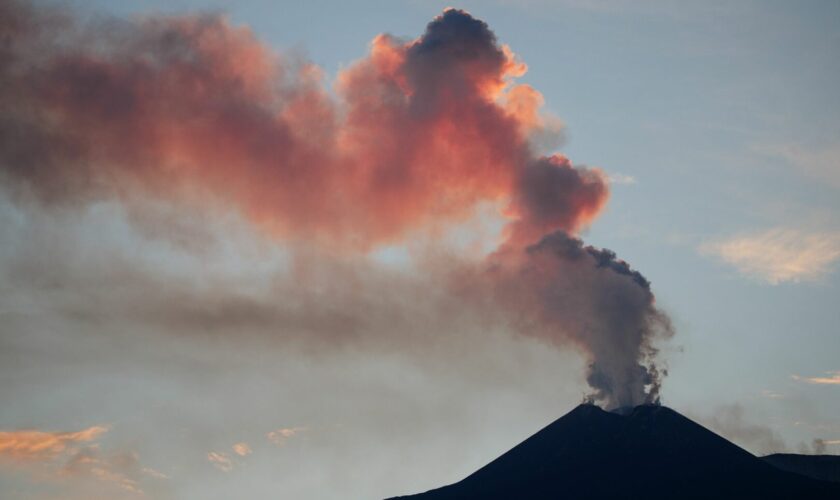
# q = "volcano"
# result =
<box><xmin>388</xmin><ymin>404</ymin><xmax>840</xmax><ymax>499</ymax></box>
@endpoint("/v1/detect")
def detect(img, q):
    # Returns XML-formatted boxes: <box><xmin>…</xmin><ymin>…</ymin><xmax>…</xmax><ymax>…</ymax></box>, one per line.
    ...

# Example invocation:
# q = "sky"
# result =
<box><xmin>0</xmin><ymin>0</ymin><xmax>839</xmax><ymax>498</ymax></box>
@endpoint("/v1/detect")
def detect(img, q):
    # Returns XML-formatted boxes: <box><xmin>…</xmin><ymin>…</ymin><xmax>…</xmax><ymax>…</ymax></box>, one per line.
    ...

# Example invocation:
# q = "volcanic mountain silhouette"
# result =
<box><xmin>389</xmin><ymin>404</ymin><xmax>840</xmax><ymax>499</ymax></box>
<box><xmin>763</xmin><ymin>453</ymin><xmax>840</xmax><ymax>484</ymax></box>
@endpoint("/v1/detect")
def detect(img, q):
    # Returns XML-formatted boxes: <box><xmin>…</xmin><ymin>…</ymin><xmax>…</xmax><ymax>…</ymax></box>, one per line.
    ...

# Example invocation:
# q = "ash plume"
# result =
<box><xmin>0</xmin><ymin>1</ymin><xmax>672</xmax><ymax>407</ymax></box>
<box><xmin>476</xmin><ymin>231</ymin><xmax>672</xmax><ymax>409</ymax></box>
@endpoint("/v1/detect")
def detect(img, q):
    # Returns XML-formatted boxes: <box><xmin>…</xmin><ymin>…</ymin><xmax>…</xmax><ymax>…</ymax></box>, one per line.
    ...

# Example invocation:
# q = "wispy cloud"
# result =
<box><xmin>695</xmin><ymin>403</ymin><xmax>787</xmax><ymax>455</ymax></box>
<box><xmin>811</xmin><ymin>438</ymin><xmax>840</xmax><ymax>454</ymax></box>
<box><xmin>760</xmin><ymin>389</ymin><xmax>784</xmax><ymax>399</ymax></box>
<box><xmin>207</xmin><ymin>451</ymin><xmax>233</xmax><ymax>472</ymax></box>
<box><xmin>141</xmin><ymin>467</ymin><xmax>168</xmax><ymax>479</ymax></box>
<box><xmin>792</xmin><ymin>371</ymin><xmax>840</xmax><ymax>385</ymax></box>
<box><xmin>0</xmin><ymin>426</ymin><xmax>163</xmax><ymax>495</ymax></box>
<box><xmin>207</xmin><ymin>442</ymin><xmax>254</xmax><ymax>472</ymax></box>
<box><xmin>758</xmin><ymin>143</ymin><xmax>840</xmax><ymax>190</ymax></box>
<box><xmin>62</xmin><ymin>448</ymin><xmax>148</xmax><ymax>494</ymax></box>
<box><xmin>700</xmin><ymin>228</ymin><xmax>840</xmax><ymax>284</ymax></box>
<box><xmin>606</xmin><ymin>173</ymin><xmax>637</xmax><ymax>185</ymax></box>
<box><xmin>266</xmin><ymin>427</ymin><xmax>306</xmax><ymax>446</ymax></box>
<box><xmin>0</xmin><ymin>426</ymin><xmax>108</xmax><ymax>462</ymax></box>
<box><xmin>232</xmin><ymin>442</ymin><xmax>252</xmax><ymax>457</ymax></box>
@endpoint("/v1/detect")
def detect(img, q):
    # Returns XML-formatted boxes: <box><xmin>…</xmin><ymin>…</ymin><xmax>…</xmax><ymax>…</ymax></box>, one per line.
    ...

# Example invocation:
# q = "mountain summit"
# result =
<box><xmin>389</xmin><ymin>404</ymin><xmax>840</xmax><ymax>499</ymax></box>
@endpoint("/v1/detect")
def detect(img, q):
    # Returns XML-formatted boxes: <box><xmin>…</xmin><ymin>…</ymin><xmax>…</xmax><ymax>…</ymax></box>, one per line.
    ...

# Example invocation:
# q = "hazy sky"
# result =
<box><xmin>1</xmin><ymin>1</ymin><xmax>839</xmax><ymax>499</ymax></box>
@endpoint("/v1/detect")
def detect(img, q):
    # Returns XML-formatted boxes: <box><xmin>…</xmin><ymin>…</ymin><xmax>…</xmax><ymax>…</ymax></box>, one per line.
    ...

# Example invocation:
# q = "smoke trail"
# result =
<box><xmin>0</xmin><ymin>1</ymin><xmax>672</xmax><ymax>407</ymax></box>
<box><xmin>524</xmin><ymin>232</ymin><xmax>671</xmax><ymax>407</ymax></box>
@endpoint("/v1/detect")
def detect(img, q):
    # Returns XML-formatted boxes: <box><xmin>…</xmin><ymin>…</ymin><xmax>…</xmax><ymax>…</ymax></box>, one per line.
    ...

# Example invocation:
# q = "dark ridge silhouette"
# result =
<box><xmin>388</xmin><ymin>404</ymin><xmax>840</xmax><ymax>499</ymax></box>
<box><xmin>763</xmin><ymin>453</ymin><xmax>840</xmax><ymax>483</ymax></box>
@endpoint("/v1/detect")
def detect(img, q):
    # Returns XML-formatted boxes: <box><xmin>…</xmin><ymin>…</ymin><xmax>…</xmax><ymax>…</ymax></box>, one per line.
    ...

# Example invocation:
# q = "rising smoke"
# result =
<box><xmin>0</xmin><ymin>1</ymin><xmax>672</xmax><ymax>408</ymax></box>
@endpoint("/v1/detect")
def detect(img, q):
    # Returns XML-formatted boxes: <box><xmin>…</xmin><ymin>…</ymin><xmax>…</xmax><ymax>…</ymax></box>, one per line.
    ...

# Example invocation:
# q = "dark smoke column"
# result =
<box><xmin>403</xmin><ymin>11</ymin><xmax>676</xmax><ymax>408</ymax></box>
<box><xmin>526</xmin><ymin>233</ymin><xmax>673</xmax><ymax>408</ymax></box>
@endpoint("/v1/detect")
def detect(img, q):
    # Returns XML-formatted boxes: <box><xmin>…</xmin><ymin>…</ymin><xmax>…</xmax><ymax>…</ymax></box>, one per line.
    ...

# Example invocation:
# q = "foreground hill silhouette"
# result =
<box><xmin>389</xmin><ymin>404</ymin><xmax>840</xmax><ymax>499</ymax></box>
<box><xmin>763</xmin><ymin>453</ymin><xmax>840</xmax><ymax>483</ymax></box>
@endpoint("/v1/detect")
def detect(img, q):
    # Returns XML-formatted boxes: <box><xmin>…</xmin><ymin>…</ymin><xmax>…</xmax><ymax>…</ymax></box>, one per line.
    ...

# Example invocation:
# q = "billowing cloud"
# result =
<box><xmin>0</xmin><ymin>4</ymin><xmax>598</xmax><ymax>250</ymax></box>
<box><xmin>0</xmin><ymin>1</ymin><xmax>671</xmax><ymax>411</ymax></box>
<box><xmin>475</xmin><ymin>231</ymin><xmax>672</xmax><ymax>408</ymax></box>
<box><xmin>700</xmin><ymin>228</ymin><xmax>840</xmax><ymax>284</ymax></box>
<box><xmin>792</xmin><ymin>371</ymin><xmax>840</xmax><ymax>385</ymax></box>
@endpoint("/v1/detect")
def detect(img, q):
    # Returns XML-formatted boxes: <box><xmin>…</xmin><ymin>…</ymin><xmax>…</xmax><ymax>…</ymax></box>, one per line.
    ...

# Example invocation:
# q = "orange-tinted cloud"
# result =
<box><xmin>0</xmin><ymin>424</ymin><xmax>163</xmax><ymax>495</ymax></box>
<box><xmin>0</xmin><ymin>426</ymin><xmax>108</xmax><ymax>462</ymax></box>
<box><xmin>0</xmin><ymin>4</ymin><xmax>607</xmax><ymax>250</ymax></box>
<box><xmin>232</xmin><ymin>442</ymin><xmax>252</xmax><ymax>457</ymax></box>
<box><xmin>504</xmin><ymin>155</ymin><xmax>607</xmax><ymax>246</ymax></box>
<box><xmin>0</xmin><ymin>2</ymin><xmax>674</xmax><ymax>408</ymax></box>
<box><xmin>792</xmin><ymin>372</ymin><xmax>840</xmax><ymax>385</ymax></box>
<box><xmin>62</xmin><ymin>447</ymin><xmax>148</xmax><ymax>494</ymax></box>
<box><xmin>207</xmin><ymin>451</ymin><xmax>233</xmax><ymax>472</ymax></box>
<box><xmin>267</xmin><ymin>427</ymin><xmax>306</xmax><ymax>446</ymax></box>
<box><xmin>700</xmin><ymin>228</ymin><xmax>840</xmax><ymax>284</ymax></box>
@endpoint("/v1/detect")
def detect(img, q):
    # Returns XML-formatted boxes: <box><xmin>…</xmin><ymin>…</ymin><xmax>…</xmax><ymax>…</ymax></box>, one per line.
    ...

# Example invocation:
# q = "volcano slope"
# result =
<box><xmin>389</xmin><ymin>404</ymin><xmax>840</xmax><ymax>499</ymax></box>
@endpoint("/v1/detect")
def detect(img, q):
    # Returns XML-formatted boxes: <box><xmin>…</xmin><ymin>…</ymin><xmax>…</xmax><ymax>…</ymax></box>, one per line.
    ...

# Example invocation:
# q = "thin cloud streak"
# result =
<box><xmin>700</xmin><ymin>228</ymin><xmax>840</xmax><ymax>284</ymax></box>
<box><xmin>267</xmin><ymin>427</ymin><xmax>306</xmax><ymax>446</ymax></box>
<box><xmin>792</xmin><ymin>371</ymin><xmax>840</xmax><ymax>385</ymax></box>
<box><xmin>0</xmin><ymin>426</ymin><xmax>108</xmax><ymax>461</ymax></box>
<box><xmin>207</xmin><ymin>451</ymin><xmax>233</xmax><ymax>472</ymax></box>
<box><xmin>757</xmin><ymin>143</ymin><xmax>840</xmax><ymax>190</ymax></box>
<box><xmin>606</xmin><ymin>173</ymin><xmax>637</xmax><ymax>185</ymax></box>
<box><xmin>760</xmin><ymin>390</ymin><xmax>784</xmax><ymax>399</ymax></box>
